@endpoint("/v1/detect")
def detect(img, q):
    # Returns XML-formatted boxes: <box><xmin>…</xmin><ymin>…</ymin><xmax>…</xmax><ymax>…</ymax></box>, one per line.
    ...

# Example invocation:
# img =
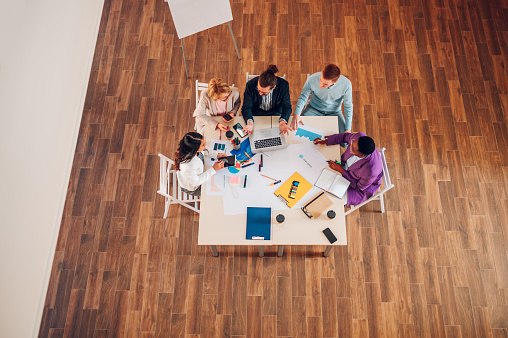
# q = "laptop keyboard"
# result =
<box><xmin>254</xmin><ymin>137</ymin><xmax>282</xmax><ymax>149</ymax></box>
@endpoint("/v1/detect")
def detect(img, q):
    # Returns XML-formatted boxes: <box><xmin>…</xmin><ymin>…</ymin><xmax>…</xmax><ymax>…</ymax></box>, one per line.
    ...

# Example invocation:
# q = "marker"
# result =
<box><xmin>259</xmin><ymin>160</ymin><xmax>261</xmax><ymax>172</ymax></box>
<box><xmin>327</xmin><ymin>160</ymin><xmax>341</xmax><ymax>164</ymax></box>
<box><xmin>270</xmin><ymin>180</ymin><xmax>282</xmax><ymax>186</ymax></box>
<box><xmin>219</xmin><ymin>130</ymin><xmax>221</xmax><ymax>140</ymax></box>
<box><xmin>241</xmin><ymin>162</ymin><xmax>254</xmax><ymax>168</ymax></box>
<box><xmin>261</xmin><ymin>154</ymin><xmax>263</xmax><ymax>167</ymax></box>
<box><xmin>243</xmin><ymin>175</ymin><xmax>247</xmax><ymax>188</ymax></box>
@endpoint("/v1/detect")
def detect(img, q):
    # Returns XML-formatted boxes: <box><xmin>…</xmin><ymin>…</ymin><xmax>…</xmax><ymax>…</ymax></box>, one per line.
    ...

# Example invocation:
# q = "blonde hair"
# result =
<box><xmin>208</xmin><ymin>78</ymin><xmax>231</xmax><ymax>100</ymax></box>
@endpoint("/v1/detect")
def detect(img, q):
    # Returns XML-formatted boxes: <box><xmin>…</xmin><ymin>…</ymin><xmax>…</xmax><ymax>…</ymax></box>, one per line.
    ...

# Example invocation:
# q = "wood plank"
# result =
<box><xmin>247</xmin><ymin>296</ymin><xmax>262</xmax><ymax>338</ymax></box>
<box><xmin>276</xmin><ymin>276</ymin><xmax>292</xmax><ymax>336</ymax></box>
<box><xmin>231</xmin><ymin>275</ymin><xmax>247</xmax><ymax>335</ymax></box>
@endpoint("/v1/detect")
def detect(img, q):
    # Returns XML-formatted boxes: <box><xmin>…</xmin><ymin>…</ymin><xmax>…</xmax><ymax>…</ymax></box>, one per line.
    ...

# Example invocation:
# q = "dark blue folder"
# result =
<box><xmin>246</xmin><ymin>207</ymin><xmax>271</xmax><ymax>240</ymax></box>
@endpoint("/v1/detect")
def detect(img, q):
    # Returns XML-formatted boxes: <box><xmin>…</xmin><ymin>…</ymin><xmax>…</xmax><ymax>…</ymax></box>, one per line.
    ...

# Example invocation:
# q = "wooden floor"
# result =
<box><xmin>39</xmin><ymin>0</ymin><xmax>508</xmax><ymax>336</ymax></box>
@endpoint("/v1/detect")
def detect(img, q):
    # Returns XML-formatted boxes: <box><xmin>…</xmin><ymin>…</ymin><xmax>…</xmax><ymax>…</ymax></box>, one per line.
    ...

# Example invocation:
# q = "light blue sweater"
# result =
<box><xmin>294</xmin><ymin>72</ymin><xmax>353</xmax><ymax>130</ymax></box>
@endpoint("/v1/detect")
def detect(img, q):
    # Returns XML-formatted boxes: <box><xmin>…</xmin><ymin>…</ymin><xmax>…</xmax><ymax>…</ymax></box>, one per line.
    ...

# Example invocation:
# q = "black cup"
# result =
<box><xmin>327</xmin><ymin>210</ymin><xmax>336</xmax><ymax>220</ymax></box>
<box><xmin>225</xmin><ymin>130</ymin><xmax>234</xmax><ymax>139</ymax></box>
<box><xmin>276</xmin><ymin>214</ymin><xmax>285</xmax><ymax>223</ymax></box>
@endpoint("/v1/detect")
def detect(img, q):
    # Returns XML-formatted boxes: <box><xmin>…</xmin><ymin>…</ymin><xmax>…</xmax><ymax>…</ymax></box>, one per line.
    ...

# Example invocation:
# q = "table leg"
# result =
<box><xmin>277</xmin><ymin>245</ymin><xmax>284</xmax><ymax>257</ymax></box>
<box><xmin>323</xmin><ymin>245</ymin><xmax>333</xmax><ymax>257</ymax></box>
<box><xmin>259</xmin><ymin>246</ymin><xmax>264</xmax><ymax>257</ymax></box>
<box><xmin>181</xmin><ymin>39</ymin><xmax>189</xmax><ymax>78</ymax></box>
<box><xmin>210</xmin><ymin>245</ymin><xmax>219</xmax><ymax>257</ymax></box>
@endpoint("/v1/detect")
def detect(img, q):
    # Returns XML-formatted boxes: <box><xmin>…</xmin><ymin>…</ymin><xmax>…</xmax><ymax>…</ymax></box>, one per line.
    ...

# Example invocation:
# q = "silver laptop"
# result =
<box><xmin>249</xmin><ymin>127</ymin><xmax>288</xmax><ymax>153</ymax></box>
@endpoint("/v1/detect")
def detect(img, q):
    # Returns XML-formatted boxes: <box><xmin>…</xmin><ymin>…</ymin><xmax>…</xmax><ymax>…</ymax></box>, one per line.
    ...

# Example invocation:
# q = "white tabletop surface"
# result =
<box><xmin>198</xmin><ymin>116</ymin><xmax>347</xmax><ymax>246</ymax></box>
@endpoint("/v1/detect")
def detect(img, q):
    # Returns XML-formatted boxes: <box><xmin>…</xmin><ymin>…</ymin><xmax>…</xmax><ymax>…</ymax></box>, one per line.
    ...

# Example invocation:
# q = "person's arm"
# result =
<box><xmin>230</xmin><ymin>88</ymin><xmax>241</xmax><ymax>115</ymax></box>
<box><xmin>241</xmin><ymin>84</ymin><xmax>255</xmax><ymax>124</ymax></box>
<box><xmin>343</xmin><ymin>81</ymin><xmax>353</xmax><ymax>132</ymax></box>
<box><xmin>193</xmin><ymin>91</ymin><xmax>220</xmax><ymax>130</ymax></box>
<box><xmin>325</xmin><ymin>132</ymin><xmax>363</xmax><ymax>146</ymax></box>
<box><xmin>293</xmin><ymin>78</ymin><xmax>312</xmax><ymax>116</ymax></box>
<box><xmin>182</xmin><ymin>162</ymin><xmax>216</xmax><ymax>188</ymax></box>
<box><xmin>279</xmin><ymin>82</ymin><xmax>293</xmax><ymax>123</ymax></box>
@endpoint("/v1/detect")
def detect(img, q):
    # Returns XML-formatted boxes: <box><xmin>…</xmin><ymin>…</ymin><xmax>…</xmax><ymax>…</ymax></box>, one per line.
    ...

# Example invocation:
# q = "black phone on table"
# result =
<box><xmin>233</xmin><ymin>123</ymin><xmax>247</xmax><ymax>138</ymax></box>
<box><xmin>222</xmin><ymin>114</ymin><xmax>233</xmax><ymax>122</ymax></box>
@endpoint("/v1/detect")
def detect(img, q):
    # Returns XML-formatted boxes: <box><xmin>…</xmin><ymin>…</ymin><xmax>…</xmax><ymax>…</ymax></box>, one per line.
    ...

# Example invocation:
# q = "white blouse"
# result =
<box><xmin>176</xmin><ymin>149</ymin><xmax>218</xmax><ymax>191</ymax></box>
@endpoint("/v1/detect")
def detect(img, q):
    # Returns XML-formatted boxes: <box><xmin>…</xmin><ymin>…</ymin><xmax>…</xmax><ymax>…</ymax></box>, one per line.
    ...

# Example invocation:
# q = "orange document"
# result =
<box><xmin>274</xmin><ymin>172</ymin><xmax>313</xmax><ymax>208</ymax></box>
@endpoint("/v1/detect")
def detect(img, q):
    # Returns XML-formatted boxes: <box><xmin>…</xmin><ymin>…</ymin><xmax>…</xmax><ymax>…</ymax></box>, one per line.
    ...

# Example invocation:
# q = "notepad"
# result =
<box><xmin>230</xmin><ymin>176</ymin><xmax>239</xmax><ymax>184</ymax></box>
<box><xmin>314</xmin><ymin>169</ymin><xmax>350</xmax><ymax>199</ymax></box>
<box><xmin>274</xmin><ymin>172</ymin><xmax>313</xmax><ymax>208</ymax></box>
<box><xmin>246</xmin><ymin>207</ymin><xmax>271</xmax><ymax>240</ymax></box>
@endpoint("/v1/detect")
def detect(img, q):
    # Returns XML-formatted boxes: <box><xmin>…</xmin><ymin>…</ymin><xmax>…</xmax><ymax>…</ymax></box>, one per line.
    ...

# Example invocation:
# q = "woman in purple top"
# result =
<box><xmin>314</xmin><ymin>132</ymin><xmax>383</xmax><ymax>206</ymax></box>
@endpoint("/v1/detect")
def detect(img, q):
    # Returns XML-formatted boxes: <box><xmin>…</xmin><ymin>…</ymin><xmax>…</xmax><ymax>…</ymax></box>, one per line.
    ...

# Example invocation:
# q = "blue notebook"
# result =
<box><xmin>246</xmin><ymin>207</ymin><xmax>271</xmax><ymax>240</ymax></box>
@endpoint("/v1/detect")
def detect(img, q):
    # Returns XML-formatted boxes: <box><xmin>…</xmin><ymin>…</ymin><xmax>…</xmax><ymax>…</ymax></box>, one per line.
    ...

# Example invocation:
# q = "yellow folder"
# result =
<box><xmin>274</xmin><ymin>172</ymin><xmax>313</xmax><ymax>208</ymax></box>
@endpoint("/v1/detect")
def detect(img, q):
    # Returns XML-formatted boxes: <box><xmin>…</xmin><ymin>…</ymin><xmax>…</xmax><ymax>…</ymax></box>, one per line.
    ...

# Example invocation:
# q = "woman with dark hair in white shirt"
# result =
<box><xmin>175</xmin><ymin>132</ymin><xmax>226</xmax><ymax>196</ymax></box>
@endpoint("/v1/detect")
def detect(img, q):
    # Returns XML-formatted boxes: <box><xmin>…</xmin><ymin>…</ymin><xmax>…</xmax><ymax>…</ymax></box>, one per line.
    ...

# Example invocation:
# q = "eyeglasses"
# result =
<box><xmin>219</xmin><ymin>93</ymin><xmax>231</xmax><ymax>101</ymax></box>
<box><xmin>256</xmin><ymin>86</ymin><xmax>272</xmax><ymax>96</ymax></box>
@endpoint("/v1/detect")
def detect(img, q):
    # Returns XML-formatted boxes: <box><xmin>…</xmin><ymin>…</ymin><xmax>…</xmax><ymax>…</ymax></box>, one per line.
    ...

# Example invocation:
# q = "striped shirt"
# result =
<box><xmin>259</xmin><ymin>90</ymin><xmax>273</xmax><ymax>111</ymax></box>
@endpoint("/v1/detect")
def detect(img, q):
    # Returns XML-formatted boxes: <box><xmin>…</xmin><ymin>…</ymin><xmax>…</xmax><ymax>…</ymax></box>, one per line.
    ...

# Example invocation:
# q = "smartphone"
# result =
<box><xmin>222</xmin><ymin>114</ymin><xmax>233</xmax><ymax>122</ymax></box>
<box><xmin>221</xmin><ymin>155</ymin><xmax>236</xmax><ymax>167</ymax></box>
<box><xmin>322</xmin><ymin>228</ymin><xmax>338</xmax><ymax>244</ymax></box>
<box><xmin>233</xmin><ymin>123</ymin><xmax>247</xmax><ymax>138</ymax></box>
<box><xmin>288</xmin><ymin>181</ymin><xmax>299</xmax><ymax>199</ymax></box>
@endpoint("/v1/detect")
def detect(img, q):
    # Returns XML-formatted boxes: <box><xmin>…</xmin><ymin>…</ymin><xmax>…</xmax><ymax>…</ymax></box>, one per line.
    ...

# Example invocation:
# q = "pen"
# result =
<box><xmin>244</xmin><ymin>175</ymin><xmax>247</xmax><ymax>188</ymax></box>
<box><xmin>260</xmin><ymin>174</ymin><xmax>277</xmax><ymax>181</ymax></box>
<box><xmin>241</xmin><ymin>162</ymin><xmax>254</xmax><ymax>168</ymax></box>
<box><xmin>270</xmin><ymin>180</ymin><xmax>282</xmax><ymax>186</ymax></box>
<box><xmin>244</xmin><ymin>152</ymin><xmax>254</xmax><ymax>162</ymax></box>
<box><xmin>261</xmin><ymin>154</ymin><xmax>263</xmax><ymax>167</ymax></box>
<box><xmin>220</xmin><ymin>130</ymin><xmax>221</xmax><ymax>140</ymax></box>
<box><xmin>259</xmin><ymin>160</ymin><xmax>261</xmax><ymax>172</ymax></box>
<box><xmin>327</xmin><ymin>160</ymin><xmax>341</xmax><ymax>164</ymax></box>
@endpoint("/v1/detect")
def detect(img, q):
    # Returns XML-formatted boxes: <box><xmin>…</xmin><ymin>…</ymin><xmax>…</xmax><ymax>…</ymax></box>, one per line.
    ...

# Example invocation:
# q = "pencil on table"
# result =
<box><xmin>244</xmin><ymin>152</ymin><xmax>254</xmax><ymax>162</ymax></box>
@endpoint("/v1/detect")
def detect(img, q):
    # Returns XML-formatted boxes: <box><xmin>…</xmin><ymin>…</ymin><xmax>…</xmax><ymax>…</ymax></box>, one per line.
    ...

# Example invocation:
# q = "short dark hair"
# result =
<box><xmin>322</xmin><ymin>64</ymin><xmax>341</xmax><ymax>81</ymax></box>
<box><xmin>357</xmin><ymin>136</ymin><xmax>376</xmax><ymax>155</ymax></box>
<box><xmin>259</xmin><ymin>64</ymin><xmax>279</xmax><ymax>88</ymax></box>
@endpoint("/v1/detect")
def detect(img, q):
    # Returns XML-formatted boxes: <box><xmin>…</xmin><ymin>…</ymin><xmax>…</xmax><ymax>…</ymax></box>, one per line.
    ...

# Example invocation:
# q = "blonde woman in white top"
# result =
<box><xmin>175</xmin><ymin>132</ymin><xmax>226</xmax><ymax>196</ymax></box>
<box><xmin>193</xmin><ymin>78</ymin><xmax>241</xmax><ymax>134</ymax></box>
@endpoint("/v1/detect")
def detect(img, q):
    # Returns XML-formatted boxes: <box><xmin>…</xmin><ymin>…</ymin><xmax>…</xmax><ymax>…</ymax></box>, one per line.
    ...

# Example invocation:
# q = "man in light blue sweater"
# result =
<box><xmin>290</xmin><ymin>64</ymin><xmax>353</xmax><ymax>136</ymax></box>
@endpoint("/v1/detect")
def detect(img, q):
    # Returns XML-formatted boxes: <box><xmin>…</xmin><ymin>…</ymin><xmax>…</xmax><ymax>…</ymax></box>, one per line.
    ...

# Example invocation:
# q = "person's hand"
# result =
<box><xmin>213</xmin><ymin>160</ymin><xmax>225</xmax><ymax>171</ymax></box>
<box><xmin>279</xmin><ymin>120</ymin><xmax>292</xmax><ymax>135</ymax></box>
<box><xmin>328</xmin><ymin>160</ymin><xmax>345</xmax><ymax>173</ymax></box>
<box><xmin>217</xmin><ymin>153</ymin><xmax>227</xmax><ymax>158</ymax></box>
<box><xmin>242</xmin><ymin>120</ymin><xmax>254</xmax><ymax>134</ymax></box>
<box><xmin>345</xmin><ymin>129</ymin><xmax>351</xmax><ymax>133</ymax></box>
<box><xmin>217</xmin><ymin>123</ymin><xmax>230</xmax><ymax>131</ymax></box>
<box><xmin>313</xmin><ymin>137</ymin><xmax>327</xmax><ymax>145</ymax></box>
<box><xmin>290</xmin><ymin>114</ymin><xmax>304</xmax><ymax>131</ymax></box>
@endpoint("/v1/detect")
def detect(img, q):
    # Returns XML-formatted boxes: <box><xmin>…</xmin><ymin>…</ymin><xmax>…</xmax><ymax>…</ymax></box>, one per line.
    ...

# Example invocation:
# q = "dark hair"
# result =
<box><xmin>259</xmin><ymin>64</ymin><xmax>279</xmax><ymax>88</ymax></box>
<box><xmin>175</xmin><ymin>132</ymin><xmax>204</xmax><ymax>170</ymax></box>
<box><xmin>357</xmin><ymin>136</ymin><xmax>376</xmax><ymax>155</ymax></box>
<box><xmin>322</xmin><ymin>64</ymin><xmax>341</xmax><ymax>81</ymax></box>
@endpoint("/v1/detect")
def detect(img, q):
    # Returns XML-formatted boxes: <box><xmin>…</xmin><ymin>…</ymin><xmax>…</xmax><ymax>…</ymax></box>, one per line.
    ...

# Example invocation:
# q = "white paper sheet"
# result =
<box><xmin>204</xmin><ymin>140</ymin><xmax>230</xmax><ymax>167</ymax></box>
<box><xmin>212</xmin><ymin>143</ymin><xmax>330</xmax><ymax>215</ymax></box>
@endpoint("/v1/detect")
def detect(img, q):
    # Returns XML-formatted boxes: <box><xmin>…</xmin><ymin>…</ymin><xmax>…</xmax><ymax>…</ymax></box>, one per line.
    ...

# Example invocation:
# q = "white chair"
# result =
<box><xmin>345</xmin><ymin>148</ymin><xmax>394</xmax><ymax>215</ymax></box>
<box><xmin>195</xmin><ymin>80</ymin><xmax>208</xmax><ymax>109</ymax></box>
<box><xmin>157</xmin><ymin>154</ymin><xmax>200</xmax><ymax>217</ymax></box>
<box><xmin>246</xmin><ymin>72</ymin><xmax>286</xmax><ymax>84</ymax></box>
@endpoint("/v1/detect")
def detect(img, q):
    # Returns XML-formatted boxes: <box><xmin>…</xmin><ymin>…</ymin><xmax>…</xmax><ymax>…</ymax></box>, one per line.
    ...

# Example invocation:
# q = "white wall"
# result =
<box><xmin>0</xmin><ymin>0</ymin><xmax>104</xmax><ymax>336</ymax></box>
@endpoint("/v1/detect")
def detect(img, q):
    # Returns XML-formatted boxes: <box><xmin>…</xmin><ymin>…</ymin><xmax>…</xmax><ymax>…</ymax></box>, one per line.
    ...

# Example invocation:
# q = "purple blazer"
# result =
<box><xmin>325</xmin><ymin>132</ymin><xmax>383</xmax><ymax>206</ymax></box>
